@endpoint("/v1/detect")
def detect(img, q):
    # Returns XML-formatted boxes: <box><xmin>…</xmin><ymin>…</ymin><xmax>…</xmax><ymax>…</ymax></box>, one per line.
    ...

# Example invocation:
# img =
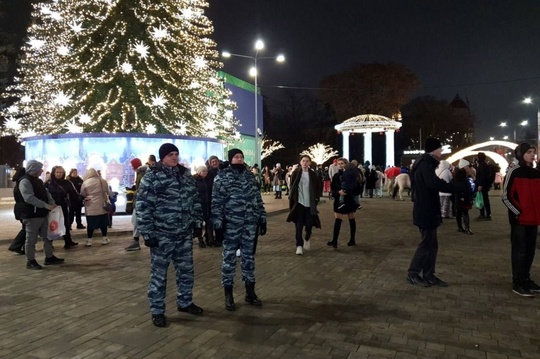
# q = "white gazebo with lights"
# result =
<box><xmin>334</xmin><ymin>114</ymin><xmax>402</xmax><ymax>166</ymax></box>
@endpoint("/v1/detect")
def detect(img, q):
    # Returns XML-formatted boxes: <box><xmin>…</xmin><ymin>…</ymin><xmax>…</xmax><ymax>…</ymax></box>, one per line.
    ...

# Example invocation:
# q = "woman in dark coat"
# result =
<box><xmin>365</xmin><ymin>166</ymin><xmax>378</xmax><ymax>198</ymax></box>
<box><xmin>67</xmin><ymin>168</ymin><xmax>85</xmax><ymax>229</ymax></box>
<box><xmin>286</xmin><ymin>155</ymin><xmax>321</xmax><ymax>255</ymax></box>
<box><xmin>46</xmin><ymin>166</ymin><xmax>79</xmax><ymax>249</ymax></box>
<box><xmin>327</xmin><ymin>158</ymin><xmax>361</xmax><ymax>248</ymax></box>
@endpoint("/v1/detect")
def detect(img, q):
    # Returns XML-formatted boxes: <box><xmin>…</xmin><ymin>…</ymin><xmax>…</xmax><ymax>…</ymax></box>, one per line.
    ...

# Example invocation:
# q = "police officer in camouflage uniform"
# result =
<box><xmin>136</xmin><ymin>143</ymin><xmax>204</xmax><ymax>327</ymax></box>
<box><xmin>212</xmin><ymin>148</ymin><xmax>267</xmax><ymax>311</ymax></box>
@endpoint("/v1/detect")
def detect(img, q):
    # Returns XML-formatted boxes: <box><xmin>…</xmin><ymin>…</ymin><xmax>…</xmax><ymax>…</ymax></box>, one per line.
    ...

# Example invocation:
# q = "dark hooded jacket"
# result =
<box><xmin>410</xmin><ymin>153</ymin><xmax>455</xmax><ymax>229</ymax></box>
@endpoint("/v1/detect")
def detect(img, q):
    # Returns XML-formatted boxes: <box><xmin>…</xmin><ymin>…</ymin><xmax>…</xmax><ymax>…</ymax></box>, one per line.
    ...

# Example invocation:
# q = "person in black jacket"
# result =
<box><xmin>46</xmin><ymin>166</ymin><xmax>79</xmax><ymax>249</ymax></box>
<box><xmin>67</xmin><ymin>168</ymin><xmax>85</xmax><ymax>229</ymax></box>
<box><xmin>206</xmin><ymin>155</ymin><xmax>225</xmax><ymax>246</ymax></box>
<box><xmin>475</xmin><ymin>152</ymin><xmax>492</xmax><ymax>220</ymax></box>
<box><xmin>327</xmin><ymin>158</ymin><xmax>361</xmax><ymax>248</ymax></box>
<box><xmin>502</xmin><ymin>143</ymin><xmax>540</xmax><ymax>297</ymax></box>
<box><xmin>8</xmin><ymin>167</ymin><xmax>27</xmax><ymax>255</ymax></box>
<box><xmin>407</xmin><ymin>138</ymin><xmax>455</xmax><ymax>287</ymax></box>
<box><xmin>194</xmin><ymin>165</ymin><xmax>211</xmax><ymax>247</ymax></box>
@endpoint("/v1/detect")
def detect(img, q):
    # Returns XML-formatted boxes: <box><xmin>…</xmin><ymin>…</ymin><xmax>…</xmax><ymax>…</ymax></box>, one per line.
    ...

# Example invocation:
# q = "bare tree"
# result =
<box><xmin>319</xmin><ymin>63</ymin><xmax>420</xmax><ymax>121</ymax></box>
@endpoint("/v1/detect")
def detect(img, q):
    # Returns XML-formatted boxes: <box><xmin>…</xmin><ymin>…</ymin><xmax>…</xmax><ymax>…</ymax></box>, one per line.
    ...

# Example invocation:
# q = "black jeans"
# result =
<box><xmin>408</xmin><ymin>228</ymin><xmax>438</xmax><ymax>278</ymax></box>
<box><xmin>69</xmin><ymin>204</ymin><xmax>83</xmax><ymax>226</ymax></box>
<box><xmin>295</xmin><ymin>204</ymin><xmax>312</xmax><ymax>247</ymax></box>
<box><xmin>479</xmin><ymin>188</ymin><xmax>491</xmax><ymax>217</ymax></box>
<box><xmin>9</xmin><ymin>222</ymin><xmax>26</xmax><ymax>251</ymax></box>
<box><xmin>511</xmin><ymin>224</ymin><xmax>538</xmax><ymax>284</ymax></box>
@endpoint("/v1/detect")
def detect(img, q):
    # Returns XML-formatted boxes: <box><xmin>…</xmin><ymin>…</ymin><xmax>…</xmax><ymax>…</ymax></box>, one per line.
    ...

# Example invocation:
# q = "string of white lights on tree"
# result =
<box><xmin>1</xmin><ymin>0</ymin><xmax>239</xmax><ymax>141</ymax></box>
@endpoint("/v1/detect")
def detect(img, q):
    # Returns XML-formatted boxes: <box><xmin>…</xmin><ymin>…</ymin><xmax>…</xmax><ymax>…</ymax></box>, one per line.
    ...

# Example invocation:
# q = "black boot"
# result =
<box><xmin>463</xmin><ymin>214</ymin><xmax>473</xmax><ymax>235</ymax></box>
<box><xmin>198</xmin><ymin>237</ymin><xmax>206</xmax><ymax>248</ymax></box>
<box><xmin>327</xmin><ymin>218</ymin><xmax>342</xmax><ymax>248</ymax></box>
<box><xmin>224</xmin><ymin>286</ymin><xmax>235</xmax><ymax>311</ymax></box>
<box><xmin>347</xmin><ymin>218</ymin><xmax>356</xmax><ymax>246</ymax></box>
<box><xmin>245</xmin><ymin>282</ymin><xmax>262</xmax><ymax>306</ymax></box>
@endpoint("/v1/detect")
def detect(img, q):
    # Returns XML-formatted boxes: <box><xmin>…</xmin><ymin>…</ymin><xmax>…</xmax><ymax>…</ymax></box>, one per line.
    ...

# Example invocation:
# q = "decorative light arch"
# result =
<box><xmin>334</xmin><ymin>114</ymin><xmax>402</xmax><ymax>166</ymax></box>
<box><xmin>445</xmin><ymin>140</ymin><xmax>518</xmax><ymax>174</ymax></box>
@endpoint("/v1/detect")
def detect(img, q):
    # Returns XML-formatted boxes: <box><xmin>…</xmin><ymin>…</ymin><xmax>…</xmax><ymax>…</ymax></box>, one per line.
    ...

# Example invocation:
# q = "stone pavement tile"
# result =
<box><xmin>355</xmin><ymin>344</ymin><xmax>397</xmax><ymax>357</ymax></box>
<box><xmin>2</xmin><ymin>196</ymin><xmax>540</xmax><ymax>358</ymax></box>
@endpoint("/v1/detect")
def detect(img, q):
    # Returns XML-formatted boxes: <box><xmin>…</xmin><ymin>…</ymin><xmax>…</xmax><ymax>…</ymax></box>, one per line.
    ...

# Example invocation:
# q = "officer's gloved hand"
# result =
<box><xmin>193</xmin><ymin>227</ymin><xmax>202</xmax><ymax>238</ymax></box>
<box><xmin>144</xmin><ymin>237</ymin><xmax>159</xmax><ymax>248</ymax></box>
<box><xmin>259</xmin><ymin>221</ymin><xmax>267</xmax><ymax>236</ymax></box>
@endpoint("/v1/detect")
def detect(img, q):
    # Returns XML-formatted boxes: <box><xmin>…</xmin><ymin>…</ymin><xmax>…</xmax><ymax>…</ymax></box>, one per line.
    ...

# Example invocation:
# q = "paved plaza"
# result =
<box><xmin>0</xmin><ymin>191</ymin><xmax>539</xmax><ymax>358</ymax></box>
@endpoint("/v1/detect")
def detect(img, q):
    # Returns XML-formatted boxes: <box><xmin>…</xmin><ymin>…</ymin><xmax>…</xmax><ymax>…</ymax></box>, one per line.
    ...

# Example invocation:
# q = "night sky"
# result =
<box><xmin>206</xmin><ymin>0</ymin><xmax>540</xmax><ymax>141</ymax></box>
<box><xmin>4</xmin><ymin>0</ymin><xmax>540</xmax><ymax>141</ymax></box>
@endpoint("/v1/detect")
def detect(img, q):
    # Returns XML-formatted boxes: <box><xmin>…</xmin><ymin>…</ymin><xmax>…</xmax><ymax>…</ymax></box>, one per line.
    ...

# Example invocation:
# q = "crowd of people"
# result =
<box><xmin>8</xmin><ymin>138</ymin><xmax>540</xmax><ymax>328</ymax></box>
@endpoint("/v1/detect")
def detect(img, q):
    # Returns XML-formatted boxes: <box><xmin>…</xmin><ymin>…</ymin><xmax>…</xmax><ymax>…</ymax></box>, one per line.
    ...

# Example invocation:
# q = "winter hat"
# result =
<box><xmin>130</xmin><ymin>158</ymin><xmax>142</xmax><ymax>169</ymax></box>
<box><xmin>458</xmin><ymin>159</ymin><xmax>470</xmax><ymax>169</ymax></box>
<box><xmin>477</xmin><ymin>152</ymin><xmax>486</xmax><ymax>162</ymax></box>
<box><xmin>515</xmin><ymin>143</ymin><xmax>536</xmax><ymax>163</ymax></box>
<box><xmin>195</xmin><ymin>165</ymin><xmax>207</xmax><ymax>175</ymax></box>
<box><xmin>228</xmin><ymin>148</ymin><xmax>244</xmax><ymax>162</ymax></box>
<box><xmin>25</xmin><ymin>160</ymin><xmax>43</xmax><ymax>176</ymax></box>
<box><xmin>159</xmin><ymin>143</ymin><xmax>179</xmax><ymax>160</ymax></box>
<box><xmin>424</xmin><ymin>137</ymin><xmax>442</xmax><ymax>153</ymax></box>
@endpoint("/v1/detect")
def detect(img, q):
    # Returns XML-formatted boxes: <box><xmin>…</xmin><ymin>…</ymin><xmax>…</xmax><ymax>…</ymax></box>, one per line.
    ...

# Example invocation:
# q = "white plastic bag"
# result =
<box><xmin>47</xmin><ymin>207</ymin><xmax>66</xmax><ymax>240</ymax></box>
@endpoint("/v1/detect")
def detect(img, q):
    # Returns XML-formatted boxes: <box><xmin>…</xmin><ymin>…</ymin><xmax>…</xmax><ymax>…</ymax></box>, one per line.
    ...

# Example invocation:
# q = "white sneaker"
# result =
<box><xmin>101</xmin><ymin>237</ymin><xmax>110</xmax><ymax>245</ymax></box>
<box><xmin>296</xmin><ymin>246</ymin><xmax>303</xmax><ymax>255</ymax></box>
<box><xmin>85</xmin><ymin>239</ymin><xmax>92</xmax><ymax>247</ymax></box>
<box><xmin>236</xmin><ymin>249</ymin><xmax>241</xmax><ymax>257</ymax></box>
<box><xmin>303</xmin><ymin>239</ymin><xmax>310</xmax><ymax>250</ymax></box>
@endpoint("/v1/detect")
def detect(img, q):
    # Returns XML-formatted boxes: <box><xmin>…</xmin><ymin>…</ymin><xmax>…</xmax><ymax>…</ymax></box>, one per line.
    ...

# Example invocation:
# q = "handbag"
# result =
<box><xmin>47</xmin><ymin>207</ymin><xmax>66</xmax><ymax>240</ymax></box>
<box><xmin>101</xmin><ymin>181</ymin><xmax>113</xmax><ymax>212</ymax></box>
<box><xmin>474</xmin><ymin>191</ymin><xmax>484</xmax><ymax>210</ymax></box>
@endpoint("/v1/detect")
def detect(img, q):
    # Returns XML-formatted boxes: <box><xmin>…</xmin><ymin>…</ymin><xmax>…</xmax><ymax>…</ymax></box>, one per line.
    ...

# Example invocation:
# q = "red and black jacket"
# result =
<box><xmin>502</xmin><ymin>164</ymin><xmax>540</xmax><ymax>226</ymax></box>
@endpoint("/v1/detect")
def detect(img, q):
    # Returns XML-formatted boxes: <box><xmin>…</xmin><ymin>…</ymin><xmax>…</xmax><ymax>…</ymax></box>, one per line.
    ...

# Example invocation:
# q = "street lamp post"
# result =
<box><xmin>222</xmin><ymin>41</ymin><xmax>284</xmax><ymax>167</ymax></box>
<box><xmin>523</xmin><ymin>97</ymin><xmax>540</xmax><ymax>150</ymax></box>
<box><xmin>499</xmin><ymin>121</ymin><xmax>528</xmax><ymax>142</ymax></box>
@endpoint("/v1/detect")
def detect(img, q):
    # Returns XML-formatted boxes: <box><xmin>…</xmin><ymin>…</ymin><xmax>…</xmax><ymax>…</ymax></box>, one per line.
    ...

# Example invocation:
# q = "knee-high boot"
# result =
<box><xmin>327</xmin><ymin>218</ymin><xmax>342</xmax><ymax>248</ymax></box>
<box><xmin>456</xmin><ymin>215</ymin><xmax>464</xmax><ymax>232</ymax></box>
<box><xmin>463</xmin><ymin>213</ymin><xmax>473</xmax><ymax>235</ymax></box>
<box><xmin>347</xmin><ymin>218</ymin><xmax>356</xmax><ymax>246</ymax></box>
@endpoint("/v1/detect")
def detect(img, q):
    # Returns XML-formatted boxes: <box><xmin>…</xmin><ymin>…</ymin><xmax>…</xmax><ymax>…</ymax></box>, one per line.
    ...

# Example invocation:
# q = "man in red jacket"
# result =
<box><xmin>502</xmin><ymin>143</ymin><xmax>540</xmax><ymax>297</ymax></box>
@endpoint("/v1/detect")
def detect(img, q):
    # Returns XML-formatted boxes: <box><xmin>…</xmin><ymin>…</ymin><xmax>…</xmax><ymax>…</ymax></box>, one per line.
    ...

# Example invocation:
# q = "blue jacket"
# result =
<box><xmin>211</xmin><ymin>164</ymin><xmax>266</xmax><ymax>229</ymax></box>
<box><xmin>136</xmin><ymin>162</ymin><xmax>202</xmax><ymax>239</ymax></box>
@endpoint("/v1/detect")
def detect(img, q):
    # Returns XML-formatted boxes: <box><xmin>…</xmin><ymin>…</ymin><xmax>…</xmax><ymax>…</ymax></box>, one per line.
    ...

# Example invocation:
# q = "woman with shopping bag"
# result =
<box><xmin>45</xmin><ymin>166</ymin><xmax>79</xmax><ymax>249</ymax></box>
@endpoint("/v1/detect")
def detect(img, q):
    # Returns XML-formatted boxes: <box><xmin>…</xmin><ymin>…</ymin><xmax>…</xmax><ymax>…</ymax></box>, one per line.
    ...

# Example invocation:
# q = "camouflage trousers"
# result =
<box><xmin>148</xmin><ymin>236</ymin><xmax>194</xmax><ymax>314</ymax></box>
<box><xmin>221</xmin><ymin>223</ymin><xmax>257</xmax><ymax>287</ymax></box>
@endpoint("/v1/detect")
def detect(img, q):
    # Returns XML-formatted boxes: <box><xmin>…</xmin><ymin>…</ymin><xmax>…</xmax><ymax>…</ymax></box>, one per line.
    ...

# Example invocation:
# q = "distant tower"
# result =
<box><xmin>449</xmin><ymin>94</ymin><xmax>475</xmax><ymax>148</ymax></box>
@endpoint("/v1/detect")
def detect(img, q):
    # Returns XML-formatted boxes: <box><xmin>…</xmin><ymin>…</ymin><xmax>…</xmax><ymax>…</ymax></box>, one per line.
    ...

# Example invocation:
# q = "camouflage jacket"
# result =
<box><xmin>136</xmin><ymin>162</ymin><xmax>202</xmax><ymax>239</ymax></box>
<box><xmin>211</xmin><ymin>164</ymin><xmax>266</xmax><ymax>228</ymax></box>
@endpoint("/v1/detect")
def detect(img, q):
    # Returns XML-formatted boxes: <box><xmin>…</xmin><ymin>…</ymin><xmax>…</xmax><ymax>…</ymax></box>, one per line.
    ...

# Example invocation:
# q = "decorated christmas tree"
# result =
<box><xmin>2</xmin><ymin>0</ymin><xmax>238</xmax><ymax>139</ymax></box>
